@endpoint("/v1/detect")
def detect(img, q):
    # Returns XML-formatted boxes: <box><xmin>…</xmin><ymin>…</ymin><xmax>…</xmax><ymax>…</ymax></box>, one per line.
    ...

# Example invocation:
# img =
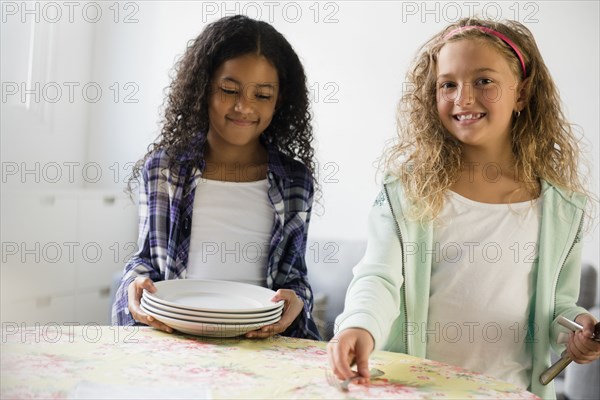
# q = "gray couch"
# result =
<box><xmin>306</xmin><ymin>239</ymin><xmax>366</xmax><ymax>340</ymax></box>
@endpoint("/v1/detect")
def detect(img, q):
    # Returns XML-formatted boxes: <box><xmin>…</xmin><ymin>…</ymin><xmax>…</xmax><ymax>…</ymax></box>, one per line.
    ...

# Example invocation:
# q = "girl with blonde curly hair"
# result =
<box><xmin>328</xmin><ymin>18</ymin><xmax>599</xmax><ymax>398</ymax></box>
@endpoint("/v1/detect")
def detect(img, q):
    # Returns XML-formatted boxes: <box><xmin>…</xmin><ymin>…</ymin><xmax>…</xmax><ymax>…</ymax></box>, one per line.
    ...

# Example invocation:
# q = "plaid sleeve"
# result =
<box><xmin>111</xmin><ymin>157</ymin><xmax>164</xmax><ymax>326</ymax></box>
<box><xmin>275</xmin><ymin>174</ymin><xmax>321</xmax><ymax>340</ymax></box>
<box><xmin>283</xmin><ymin>217</ymin><xmax>322</xmax><ymax>340</ymax></box>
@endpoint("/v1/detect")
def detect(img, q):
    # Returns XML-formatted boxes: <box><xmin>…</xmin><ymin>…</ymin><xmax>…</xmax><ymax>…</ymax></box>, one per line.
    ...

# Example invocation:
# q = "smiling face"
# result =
<box><xmin>436</xmin><ymin>39</ymin><xmax>524</xmax><ymax>152</ymax></box>
<box><xmin>207</xmin><ymin>53</ymin><xmax>279</xmax><ymax>151</ymax></box>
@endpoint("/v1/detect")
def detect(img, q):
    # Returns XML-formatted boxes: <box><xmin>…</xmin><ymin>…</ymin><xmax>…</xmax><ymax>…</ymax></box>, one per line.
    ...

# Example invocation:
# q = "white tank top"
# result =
<box><xmin>426</xmin><ymin>190</ymin><xmax>542</xmax><ymax>389</ymax></box>
<box><xmin>186</xmin><ymin>178</ymin><xmax>273</xmax><ymax>287</ymax></box>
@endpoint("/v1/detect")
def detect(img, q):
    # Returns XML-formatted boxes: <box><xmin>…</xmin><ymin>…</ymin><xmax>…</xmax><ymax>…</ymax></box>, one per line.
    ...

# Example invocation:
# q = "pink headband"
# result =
<box><xmin>444</xmin><ymin>26</ymin><xmax>527</xmax><ymax>79</ymax></box>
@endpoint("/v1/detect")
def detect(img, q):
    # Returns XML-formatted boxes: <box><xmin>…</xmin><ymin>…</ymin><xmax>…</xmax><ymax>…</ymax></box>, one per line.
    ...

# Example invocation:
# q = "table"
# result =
<box><xmin>1</xmin><ymin>325</ymin><xmax>539</xmax><ymax>399</ymax></box>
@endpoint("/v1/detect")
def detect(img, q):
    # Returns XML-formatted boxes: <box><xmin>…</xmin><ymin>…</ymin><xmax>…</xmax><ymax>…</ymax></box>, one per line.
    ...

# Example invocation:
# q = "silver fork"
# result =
<box><xmin>325</xmin><ymin>368</ymin><xmax>385</xmax><ymax>392</ymax></box>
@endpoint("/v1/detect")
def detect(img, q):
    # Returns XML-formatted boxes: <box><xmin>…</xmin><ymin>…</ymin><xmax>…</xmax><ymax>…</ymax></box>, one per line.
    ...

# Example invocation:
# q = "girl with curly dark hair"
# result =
<box><xmin>112</xmin><ymin>15</ymin><xmax>320</xmax><ymax>340</ymax></box>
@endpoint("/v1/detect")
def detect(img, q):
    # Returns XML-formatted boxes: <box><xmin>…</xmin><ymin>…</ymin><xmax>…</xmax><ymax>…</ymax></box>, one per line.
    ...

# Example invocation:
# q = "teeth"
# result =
<box><xmin>456</xmin><ymin>113</ymin><xmax>483</xmax><ymax>121</ymax></box>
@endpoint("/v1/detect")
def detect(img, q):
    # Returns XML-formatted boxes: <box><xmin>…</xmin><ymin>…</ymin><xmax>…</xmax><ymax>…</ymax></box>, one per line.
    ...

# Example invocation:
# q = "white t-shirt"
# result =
<box><xmin>186</xmin><ymin>178</ymin><xmax>273</xmax><ymax>287</ymax></box>
<box><xmin>426</xmin><ymin>190</ymin><xmax>542</xmax><ymax>389</ymax></box>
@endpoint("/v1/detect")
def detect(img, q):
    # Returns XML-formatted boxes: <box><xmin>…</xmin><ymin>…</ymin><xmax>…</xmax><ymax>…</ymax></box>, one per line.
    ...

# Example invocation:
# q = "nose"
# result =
<box><xmin>454</xmin><ymin>83</ymin><xmax>474</xmax><ymax>106</ymax></box>
<box><xmin>234</xmin><ymin>90</ymin><xmax>253</xmax><ymax>115</ymax></box>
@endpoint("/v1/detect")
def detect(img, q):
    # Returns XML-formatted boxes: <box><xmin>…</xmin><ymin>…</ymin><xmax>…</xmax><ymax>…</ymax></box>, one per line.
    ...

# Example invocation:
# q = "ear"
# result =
<box><xmin>515</xmin><ymin>77</ymin><xmax>531</xmax><ymax>113</ymax></box>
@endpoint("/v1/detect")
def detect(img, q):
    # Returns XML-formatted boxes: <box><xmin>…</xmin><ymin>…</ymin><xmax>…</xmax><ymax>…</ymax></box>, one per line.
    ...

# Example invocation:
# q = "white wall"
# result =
<box><xmin>85</xmin><ymin>1</ymin><xmax>600</xmax><ymax>264</ymax></box>
<box><xmin>2</xmin><ymin>1</ymin><xmax>599</xmax><ymax>284</ymax></box>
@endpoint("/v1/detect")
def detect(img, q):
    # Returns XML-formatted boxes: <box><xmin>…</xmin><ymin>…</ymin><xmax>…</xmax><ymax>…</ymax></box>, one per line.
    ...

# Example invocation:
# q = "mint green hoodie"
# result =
<box><xmin>335</xmin><ymin>177</ymin><xmax>587</xmax><ymax>399</ymax></box>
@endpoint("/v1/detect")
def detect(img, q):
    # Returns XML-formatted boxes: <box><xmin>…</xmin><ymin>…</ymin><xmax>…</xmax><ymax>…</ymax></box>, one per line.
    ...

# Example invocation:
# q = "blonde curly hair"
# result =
<box><xmin>385</xmin><ymin>17</ymin><xmax>590</xmax><ymax>222</ymax></box>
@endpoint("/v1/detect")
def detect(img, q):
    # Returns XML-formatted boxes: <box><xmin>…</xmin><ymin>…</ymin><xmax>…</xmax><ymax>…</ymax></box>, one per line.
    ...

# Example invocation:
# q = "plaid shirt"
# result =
<box><xmin>111</xmin><ymin>141</ymin><xmax>321</xmax><ymax>340</ymax></box>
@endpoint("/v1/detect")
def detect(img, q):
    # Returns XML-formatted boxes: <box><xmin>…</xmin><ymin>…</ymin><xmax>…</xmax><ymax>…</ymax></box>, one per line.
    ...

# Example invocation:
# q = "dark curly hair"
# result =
<box><xmin>128</xmin><ymin>15</ymin><xmax>315</xmax><ymax>190</ymax></box>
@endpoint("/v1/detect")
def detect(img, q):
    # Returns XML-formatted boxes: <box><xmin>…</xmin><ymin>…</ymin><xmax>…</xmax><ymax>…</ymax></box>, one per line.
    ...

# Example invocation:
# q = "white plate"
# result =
<box><xmin>141</xmin><ymin>297</ymin><xmax>283</xmax><ymax>324</ymax></box>
<box><xmin>141</xmin><ymin>303</ymin><xmax>281</xmax><ymax>337</ymax></box>
<box><xmin>142</xmin><ymin>294</ymin><xmax>284</xmax><ymax>319</ymax></box>
<box><xmin>144</xmin><ymin>280</ymin><xmax>284</xmax><ymax>313</ymax></box>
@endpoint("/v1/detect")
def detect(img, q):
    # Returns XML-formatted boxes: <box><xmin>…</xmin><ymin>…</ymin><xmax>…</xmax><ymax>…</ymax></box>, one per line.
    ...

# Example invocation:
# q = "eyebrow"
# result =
<box><xmin>437</xmin><ymin>67</ymin><xmax>500</xmax><ymax>79</ymax></box>
<box><xmin>220</xmin><ymin>77</ymin><xmax>277</xmax><ymax>89</ymax></box>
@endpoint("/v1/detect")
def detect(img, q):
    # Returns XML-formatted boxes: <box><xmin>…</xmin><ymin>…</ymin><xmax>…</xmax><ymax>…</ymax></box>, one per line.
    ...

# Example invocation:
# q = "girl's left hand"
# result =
<box><xmin>566</xmin><ymin>313</ymin><xmax>600</xmax><ymax>363</ymax></box>
<box><xmin>245</xmin><ymin>289</ymin><xmax>303</xmax><ymax>339</ymax></box>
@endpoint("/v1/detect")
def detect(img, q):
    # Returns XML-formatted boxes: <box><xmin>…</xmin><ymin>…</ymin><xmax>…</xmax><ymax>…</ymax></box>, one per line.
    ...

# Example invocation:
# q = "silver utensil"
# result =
<box><xmin>539</xmin><ymin>316</ymin><xmax>600</xmax><ymax>385</ymax></box>
<box><xmin>325</xmin><ymin>367</ymin><xmax>385</xmax><ymax>392</ymax></box>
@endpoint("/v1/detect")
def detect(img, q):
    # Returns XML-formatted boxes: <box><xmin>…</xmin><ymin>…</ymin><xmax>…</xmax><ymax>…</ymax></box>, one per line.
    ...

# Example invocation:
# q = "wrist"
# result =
<box><xmin>575</xmin><ymin>313</ymin><xmax>598</xmax><ymax>325</ymax></box>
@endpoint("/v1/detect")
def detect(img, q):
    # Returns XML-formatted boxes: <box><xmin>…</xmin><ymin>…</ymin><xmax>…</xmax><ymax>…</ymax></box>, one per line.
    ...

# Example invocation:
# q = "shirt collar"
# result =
<box><xmin>177</xmin><ymin>133</ymin><xmax>294</xmax><ymax>181</ymax></box>
<box><xmin>262</xmin><ymin>135</ymin><xmax>294</xmax><ymax>182</ymax></box>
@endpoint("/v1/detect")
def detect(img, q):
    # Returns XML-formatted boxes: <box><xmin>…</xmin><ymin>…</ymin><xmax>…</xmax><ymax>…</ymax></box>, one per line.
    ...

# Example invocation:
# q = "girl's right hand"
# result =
<box><xmin>127</xmin><ymin>276</ymin><xmax>173</xmax><ymax>333</ymax></box>
<box><xmin>327</xmin><ymin>328</ymin><xmax>375</xmax><ymax>384</ymax></box>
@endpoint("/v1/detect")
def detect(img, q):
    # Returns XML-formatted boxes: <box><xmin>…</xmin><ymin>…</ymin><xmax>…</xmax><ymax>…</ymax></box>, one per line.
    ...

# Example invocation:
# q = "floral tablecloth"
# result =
<box><xmin>1</xmin><ymin>325</ymin><xmax>539</xmax><ymax>399</ymax></box>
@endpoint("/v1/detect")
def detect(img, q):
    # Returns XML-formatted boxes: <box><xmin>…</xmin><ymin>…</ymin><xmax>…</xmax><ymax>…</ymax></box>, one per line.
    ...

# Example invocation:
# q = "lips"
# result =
<box><xmin>453</xmin><ymin>112</ymin><xmax>486</xmax><ymax>121</ymax></box>
<box><xmin>227</xmin><ymin>117</ymin><xmax>258</xmax><ymax>126</ymax></box>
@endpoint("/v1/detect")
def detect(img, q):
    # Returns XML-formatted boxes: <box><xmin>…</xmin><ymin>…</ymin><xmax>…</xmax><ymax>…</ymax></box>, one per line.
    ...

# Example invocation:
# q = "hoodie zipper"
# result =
<box><xmin>552</xmin><ymin>213</ymin><xmax>584</xmax><ymax>320</ymax></box>
<box><xmin>383</xmin><ymin>184</ymin><xmax>409</xmax><ymax>354</ymax></box>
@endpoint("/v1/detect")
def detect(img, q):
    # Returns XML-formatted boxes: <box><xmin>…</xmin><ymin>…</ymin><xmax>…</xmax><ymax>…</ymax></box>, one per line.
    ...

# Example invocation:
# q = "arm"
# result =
<box><xmin>248</xmin><ymin>177</ymin><xmax>321</xmax><ymax>340</ymax></box>
<box><xmin>328</xmin><ymin>188</ymin><xmax>405</xmax><ymax>380</ymax></box>
<box><xmin>551</xmin><ymin>220</ymin><xmax>600</xmax><ymax>362</ymax></box>
<box><xmin>550</xmin><ymin>221</ymin><xmax>588</xmax><ymax>354</ymax></box>
<box><xmin>279</xmin><ymin>186</ymin><xmax>322</xmax><ymax>340</ymax></box>
<box><xmin>111</xmin><ymin>159</ymin><xmax>164</xmax><ymax>326</ymax></box>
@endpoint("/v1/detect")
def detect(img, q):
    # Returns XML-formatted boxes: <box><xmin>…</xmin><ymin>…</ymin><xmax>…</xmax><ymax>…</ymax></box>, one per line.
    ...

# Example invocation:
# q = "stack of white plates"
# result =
<box><xmin>140</xmin><ymin>280</ymin><xmax>284</xmax><ymax>337</ymax></box>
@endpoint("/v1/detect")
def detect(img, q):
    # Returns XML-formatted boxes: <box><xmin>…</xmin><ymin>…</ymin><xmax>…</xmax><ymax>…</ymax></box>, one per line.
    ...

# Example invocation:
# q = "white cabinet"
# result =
<box><xmin>76</xmin><ymin>192</ymin><xmax>137</xmax><ymax>291</ymax></box>
<box><xmin>75</xmin><ymin>289</ymin><xmax>113</xmax><ymax>325</ymax></box>
<box><xmin>1</xmin><ymin>190</ymin><xmax>137</xmax><ymax>325</ymax></box>
<box><xmin>1</xmin><ymin>295</ymin><xmax>77</xmax><ymax>326</ymax></box>
<box><xmin>1</xmin><ymin>192</ymin><xmax>78</xmax><ymax>302</ymax></box>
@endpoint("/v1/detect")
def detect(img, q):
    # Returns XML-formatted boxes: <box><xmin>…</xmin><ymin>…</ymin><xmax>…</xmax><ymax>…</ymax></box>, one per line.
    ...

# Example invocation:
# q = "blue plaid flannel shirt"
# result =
<box><xmin>111</xmin><ymin>141</ymin><xmax>321</xmax><ymax>340</ymax></box>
